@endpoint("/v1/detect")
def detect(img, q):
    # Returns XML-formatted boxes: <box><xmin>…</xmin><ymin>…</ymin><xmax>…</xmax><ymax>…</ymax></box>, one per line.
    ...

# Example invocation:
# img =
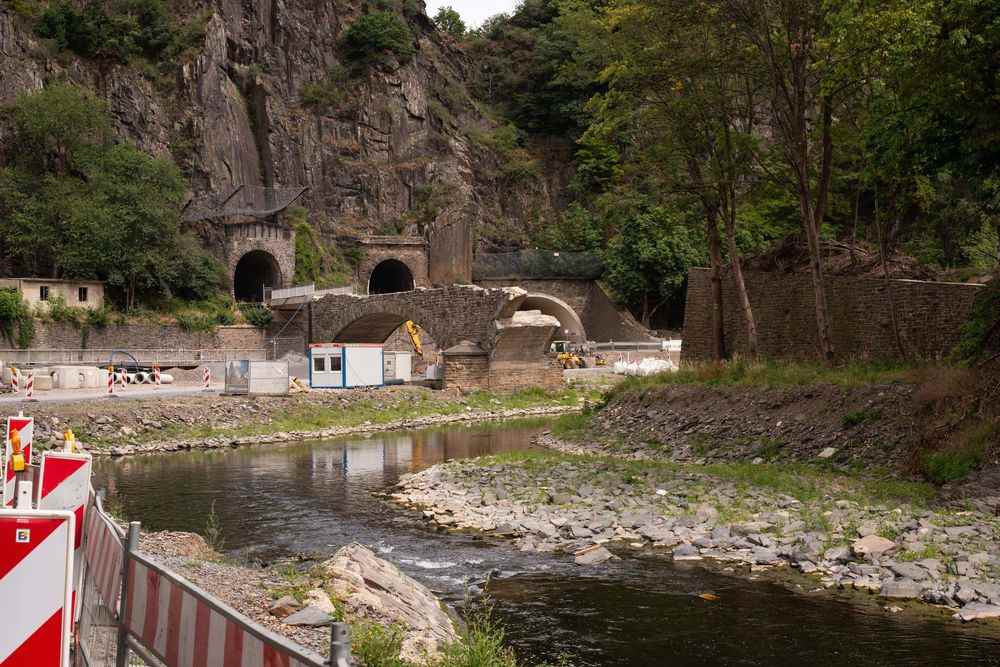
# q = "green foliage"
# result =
<box><xmin>842</xmin><ymin>409</ymin><xmax>882</xmax><ymax>428</ymax></box>
<box><xmin>237</xmin><ymin>302</ymin><xmax>273</xmax><ymax>329</ymax></box>
<box><xmin>603</xmin><ymin>206</ymin><xmax>705</xmax><ymax>325</ymax></box>
<box><xmin>433</xmin><ymin>6</ymin><xmax>465</xmax><ymax>38</ymax></box>
<box><xmin>351</xmin><ymin>623</ymin><xmax>409</xmax><ymax>667</ymax></box>
<box><xmin>299</xmin><ymin>64</ymin><xmax>351</xmax><ymax>110</ymax></box>
<box><xmin>0</xmin><ymin>289</ymin><xmax>34</xmax><ymax>348</ymax></box>
<box><xmin>922</xmin><ymin>422</ymin><xmax>998</xmax><ymax>484</ymax></box>
<box><xmin>467</xmin><ymin>123</ymin><xmax>540</xmax><ymax>182</ymax></box>
<box><xmin>437</xmin><ymin>600</ymin><xmax>520</xmax><ymax>667</ymax></box>
<box><xmin>953</xmin><ymin>279</ymin><xmax>1000</xmax><ymax>363</ymax></box>
<box><xmin>342</xmin><ymin>10</ymin><xmax>414</xmax><ymax>66</ymax></box>
<box><xmin>173</xmin><ymin>297</ymin><xmax>235</xmax><ymax>332</ymax></box>
<box><xmin>0</xmin><ymin>84</ymin><xmax>220</xmax><ymax>310</ymax></box>
<box><xmin>35</xmin><ymin>0</ymin><xmax>205</xmax><ymax>64</ymax></box>
<box><xmin>291</xmin><ymin>210</ymin><xmax>353</xmax><ymax>288</ymax></box>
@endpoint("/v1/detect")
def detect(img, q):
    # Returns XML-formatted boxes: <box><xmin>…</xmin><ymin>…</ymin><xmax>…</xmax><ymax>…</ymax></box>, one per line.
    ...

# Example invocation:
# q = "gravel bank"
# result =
<box><xmin>393</xmin><ymin>453</ymin><xmax>1000</xmax><ymax>623</ymax></box>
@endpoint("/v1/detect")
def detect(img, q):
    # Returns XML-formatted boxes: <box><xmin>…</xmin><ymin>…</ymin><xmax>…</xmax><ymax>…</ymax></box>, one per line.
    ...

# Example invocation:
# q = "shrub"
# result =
<box><xmin>350</xmin><ymin>622</ymin><xmax>409</xmax><ymax>667</ymax></box>
<box><xmin>922</xmin><ymin>421</ymin><xmax>998</xmax><ymax>484</ymax></box>
<box><xmin>0</xmin><ymin>289</ymin><xmax>34</xmax><ymax>348</ymax></box>
<box><xmin>342</xmin><ymin>11</ymin><xmax>415</xmax><ymax>65</ymax></box>
<box><xmin>953</xmin><ymin>278</ymin><xmax>1000</xmax><ymax>364</ymax></box>
<box><xmin>237</xmin><ymin>302</ymin><xmax>273</xmax><ymax>328</ymax></box>
<box><xmin>300</xmin><ymin>64</ymin><xmax>351</xmax><ymax>110</ymax></box>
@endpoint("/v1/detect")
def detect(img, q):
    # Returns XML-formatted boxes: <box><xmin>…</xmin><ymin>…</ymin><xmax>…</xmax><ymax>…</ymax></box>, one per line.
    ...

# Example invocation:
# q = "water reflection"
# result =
<box><xmin>95</xmin><ymin>423</ymin><xmax>1000</xmax><ymax>667</ymax></box>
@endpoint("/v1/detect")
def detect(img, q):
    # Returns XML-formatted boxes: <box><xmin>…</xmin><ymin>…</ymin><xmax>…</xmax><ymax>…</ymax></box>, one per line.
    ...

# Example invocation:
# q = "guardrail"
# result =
<box><xmin>0</xmin><ymin>349</ymin><xmax>272</xmax><ymax>366</ymax></box>
<box><xmin>77</xmin><ymin>491</ymin><xmax>352</xmax><ymax>667</ymax></box>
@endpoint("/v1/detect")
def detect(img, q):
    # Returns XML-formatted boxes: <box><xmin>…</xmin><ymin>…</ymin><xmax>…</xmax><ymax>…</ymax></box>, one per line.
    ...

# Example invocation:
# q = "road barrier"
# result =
<box><xmin>75</xmin><ymin>492</ymin><xmax>342</xmax><ymax>667</ymax></box>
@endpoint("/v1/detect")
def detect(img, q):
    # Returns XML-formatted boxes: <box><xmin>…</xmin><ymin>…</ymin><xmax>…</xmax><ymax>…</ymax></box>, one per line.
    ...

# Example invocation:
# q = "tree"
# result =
<box><xmin>589</xmin><ymin>0</ymin><xmax>761</xmax><ymax>356</ymax></box>
<box><xmin>342</xmin><ymin>11</ymin><xmax>415</xmax><ymax>65</ymax></box>
<box><xmin>723</xmin><ymin>0</ymin><xmax>852</xmax><ymax>361</ymax></box>
<box><xmin>433</xmin><ymin>6</ymin><xmax>465</xmax><ymax>38</ymax></box>
<box><xmin>0</xmin><ymin>84</ymin><xmax>221</xmax><ymax>308</ymax></box>
<box><xmin>603</xmin><ymin>207</ymin><xmax>705</xmax><ymax>327</ymax></box>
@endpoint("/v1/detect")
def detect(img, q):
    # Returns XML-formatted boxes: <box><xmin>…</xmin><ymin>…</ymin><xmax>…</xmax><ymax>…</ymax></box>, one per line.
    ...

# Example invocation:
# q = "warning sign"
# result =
<box><xmin>3</xmin><ymin>415</ymin><xmax>33</xmax><ymax>507</ymax></box>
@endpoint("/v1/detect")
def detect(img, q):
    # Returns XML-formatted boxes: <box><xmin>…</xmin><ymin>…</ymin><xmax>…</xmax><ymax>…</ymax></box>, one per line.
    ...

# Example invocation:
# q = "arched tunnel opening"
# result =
<box><xmin>369</xmin><ymin>259</ymin><xmax>415</xmax><ymax>295</ymax></box>
<box><xmin>518</xmin><ymin>294</ymin><xmax>587</xmax><ymax>343</ymax></box>
<box><xmin>234</xmin><ymin>250</ymin><xmax>281</xmax><ymax>302</ymax></box>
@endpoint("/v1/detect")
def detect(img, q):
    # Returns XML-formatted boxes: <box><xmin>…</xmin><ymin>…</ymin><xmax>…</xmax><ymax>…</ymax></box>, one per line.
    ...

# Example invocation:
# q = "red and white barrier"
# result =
<box><xmin>154</xmin><ymin>365</ymin><xmax>161</xmax><ymax>389</ymax></box>
<box><xmin>124</xmin><ymin>556</ymin><xmax>322</xmax><ymax>667</ymax></box>
<box><xmin>119</xmin><ymin>369</ymin><xmax>128</xmax><ymax>392</ymax></box>
<box><xmin>0</xmin><ymin>509</ymin><xmax>75</xmax><ymax>667</ymax></box>
<box><xmin>82</xmin><ymin>501</ymin><xmax>124</xmax><ymax>606</ymax></box>
<box><xmin>38</xmin><ymin>451</ymin><xmax>92</xmax><ymax>618</ymax></box>
<box><xmin>24</xmin><ymin>373</ymin><xmax>35</xmax><ymax>402</ymax></box>
<box><xmin>202</xmin><ymin>367</ymin><xmax>211</xmax><ymax>391</ymax></box>
<box><xmin>107</xmin><ymin>368</ymin><xmax>115</xmax><ymax>397</ymax></box>
<box><xmin>9</xmin><ymin>369</ymin><xmax>18</xmax><ymax>394</ymax></box>
<box><xmin>3</xmin><ymin>416</ymin><xmax>33</xmax><ymax>507</ymax></box>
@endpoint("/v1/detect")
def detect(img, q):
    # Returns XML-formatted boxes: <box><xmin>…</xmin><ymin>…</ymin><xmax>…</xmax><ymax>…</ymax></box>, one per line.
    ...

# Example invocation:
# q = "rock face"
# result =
<box><xmin>321</xmin><ymin>543</ymin><xmax>459</xmax><ymax>661</ymax></box>
<box><xmin>0</xmin><ymin>1</ymin><xmax>562</xmax><ymax>262</ymax></box>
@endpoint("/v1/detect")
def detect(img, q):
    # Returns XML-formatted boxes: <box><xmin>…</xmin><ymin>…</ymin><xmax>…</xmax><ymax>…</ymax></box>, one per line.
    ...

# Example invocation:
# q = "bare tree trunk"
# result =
<box><xmin>723</xmin><ymin>190</ymin><xmax>758</xmax><ymax>358</ymax></box>
<box><xmin>707</xmin><ymin>208</ymin><xmax>726</xmax><ymax>360</ymax></box>
<box><xmin>851</xmin><ymin>186</ymin><xmax>861</xmax><ymax>266</ymax></box>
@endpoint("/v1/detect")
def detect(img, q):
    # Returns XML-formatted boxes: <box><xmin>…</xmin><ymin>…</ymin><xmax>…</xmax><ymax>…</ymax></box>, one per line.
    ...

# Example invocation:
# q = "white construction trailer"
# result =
<box><xmin>309</xmin><ymin>343</ymin><xmax>385</xmax><ymax>389</ymax></box>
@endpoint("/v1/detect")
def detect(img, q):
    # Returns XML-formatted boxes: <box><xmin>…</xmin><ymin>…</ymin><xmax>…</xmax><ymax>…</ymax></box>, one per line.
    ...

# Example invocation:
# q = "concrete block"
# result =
<box><xmin>79</xmin><ymin>367</ymin><xmax>104</xmax><ymax>388</ymax></box>
<box><xmin>32</xmin><ymin>373</ymin><xmax>53</xmax><ymax>391</ymax></box>
<box><xmin>51</xmin><ymin>366</ymin><xmax>83</xmax><ymax>389</ymax></box>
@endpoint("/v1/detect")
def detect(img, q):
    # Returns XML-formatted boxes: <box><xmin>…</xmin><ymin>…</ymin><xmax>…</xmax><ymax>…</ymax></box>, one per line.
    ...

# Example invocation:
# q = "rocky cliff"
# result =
<box><xmin>0</xmin><ymin>0</ymin><xmax>562</xmax><ymax>254</ymax></box>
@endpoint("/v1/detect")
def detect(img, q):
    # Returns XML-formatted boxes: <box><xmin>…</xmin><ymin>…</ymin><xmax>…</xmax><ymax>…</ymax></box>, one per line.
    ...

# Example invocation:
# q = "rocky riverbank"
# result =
<box><xmin>392</xmin><ymin>451</ymin><xmax>1000</xmax><ymax>623</ymax></box>
<box><xmin>9</xmin><ymin>385</ymin><xmax>584</xmax><ymax>457</ymax></box>
<box><xmin>139</xmin><ymin>533</ymin><xmax>461</xmax><ymax>663</ymax></box>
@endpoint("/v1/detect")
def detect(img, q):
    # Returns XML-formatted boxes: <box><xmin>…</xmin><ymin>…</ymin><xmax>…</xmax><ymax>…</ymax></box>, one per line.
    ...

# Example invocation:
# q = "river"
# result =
<box><xmin>94</xmin><ymin>421</ymin><xmax>1000</xmax><ymax>666</ymax></box>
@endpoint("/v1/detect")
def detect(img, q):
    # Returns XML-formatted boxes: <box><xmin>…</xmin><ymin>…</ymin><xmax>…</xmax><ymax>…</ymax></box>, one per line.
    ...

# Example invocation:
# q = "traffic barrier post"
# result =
<box><xmin>25</xmin><ymin>372</ymin><xmax>36</xmax><ymax>402</ymax></box>
<box><xmin>10</xmin><ymin>366</ymin><xmax>19</xmax><ymax>394</ymax></box>
<box><xmin>154</xmin><ymin>365</ymin><xmax>161</xmax><ymax>390</ymax></box>
<box><xmin>3</xmin><ymin>414</ymin><xmax>33</xmax><ymax>507</ymax></box>
<box><xmin>202</xmin><ymin>367</ymin><xmax>211</xmax><ymax>391</ymax></box>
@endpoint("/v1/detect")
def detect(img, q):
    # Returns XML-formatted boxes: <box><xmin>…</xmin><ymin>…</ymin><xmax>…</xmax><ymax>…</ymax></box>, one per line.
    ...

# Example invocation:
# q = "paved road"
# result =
<box><xmin>0</xmin><ymin>383</ymin><xmax>225</xmax><ymax>405</ymax></box>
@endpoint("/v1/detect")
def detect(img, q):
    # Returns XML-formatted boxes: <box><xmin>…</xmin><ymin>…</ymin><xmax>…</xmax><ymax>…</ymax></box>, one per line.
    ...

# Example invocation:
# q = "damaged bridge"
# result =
<box><xmin>271</xmin><ymin>286</ymin><xmax>564</xmax><ymax>391</ymax></box>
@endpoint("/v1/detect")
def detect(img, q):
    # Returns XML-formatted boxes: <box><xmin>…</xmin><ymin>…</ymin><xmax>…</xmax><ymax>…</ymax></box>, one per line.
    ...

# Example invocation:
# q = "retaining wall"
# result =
<box><xmin>682</xmin><ymin>268</ymin><xmax>983</xmax><ymax>360</ymax></box>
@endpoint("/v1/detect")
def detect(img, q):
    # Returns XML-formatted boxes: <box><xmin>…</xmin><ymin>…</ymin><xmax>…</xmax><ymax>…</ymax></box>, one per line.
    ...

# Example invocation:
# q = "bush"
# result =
<box><xmin>922</xmin><ymin>421</ymin><xmax>998</xmax><ymax>484</ymax></box>
<box><xmin>350</xmin><ymin>622</ymin><xmax>408</xmax><ymax>667</ymax></box>
<box><xmin>0</xmin><ymin>289</ymin><xmax>34</xmax><ymax>348</ymax></box>
<box><xmin>953</xmin><ymin>279</ymin><xmax>1000</xmax><ymax>363</ymax></box>
<box><xmin>300</xmin><ymin>64</ymin><xmax>351</xmax><ymax>110</ymax></box>
<box><xmin>342</xmin><ymin>11</ymin><xmax>415</xmax><ymax>65</ymax></box>
<box><xmin>237</xmin><ymin>302</ymin><xmax>273</xmax><ymax>328</ymax></box>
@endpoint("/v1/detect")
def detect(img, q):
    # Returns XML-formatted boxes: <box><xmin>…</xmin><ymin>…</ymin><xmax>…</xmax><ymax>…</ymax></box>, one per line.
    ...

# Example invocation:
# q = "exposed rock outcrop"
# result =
<box><xmin>0</xmin><ymin>0</ymin><xmax>562</xmax><ymax>255</ymax></box>
<box><xmin>321</xmin><ymin>543</ymin><xmax>460</xmax><ymax>661</ymax></box>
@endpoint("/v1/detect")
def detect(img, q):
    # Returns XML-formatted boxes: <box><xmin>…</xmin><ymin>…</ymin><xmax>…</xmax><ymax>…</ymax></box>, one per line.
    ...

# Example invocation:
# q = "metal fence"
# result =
<box><xmin>77</xmin><ymin>491</ymin><xmax>350</xmax><ymax>667</ymax></box>
<box><xmin>473</xmin><ymin>250</ymin><xmax>605</xmax><ymax>280</ymax></box>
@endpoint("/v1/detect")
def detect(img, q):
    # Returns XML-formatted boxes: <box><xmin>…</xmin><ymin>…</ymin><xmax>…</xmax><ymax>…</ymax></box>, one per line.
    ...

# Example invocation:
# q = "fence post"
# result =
<box><xmin>329</xmin><ymin>622</ymin><xmax>351</xmax><ymax>667</ymax></box>
<box><xmin>116</xmin><ymin>521</ymin><xmax>140</xmax><ymax>667</ymax></box>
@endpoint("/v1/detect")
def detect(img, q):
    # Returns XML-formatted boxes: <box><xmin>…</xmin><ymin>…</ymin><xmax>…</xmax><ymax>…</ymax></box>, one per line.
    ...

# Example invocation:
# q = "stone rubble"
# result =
<box><xmin>392</xmin><ymin>456</ymin><xmax>1000</xmax><ymax>623</ymax></box>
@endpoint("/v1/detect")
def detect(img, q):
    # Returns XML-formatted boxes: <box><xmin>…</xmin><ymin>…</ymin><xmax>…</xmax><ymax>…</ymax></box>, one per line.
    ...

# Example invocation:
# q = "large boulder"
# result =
<box><xmin>320</xmin><ymin>544</ymin><xmax>459</xmax><ymax>661</ymax></box>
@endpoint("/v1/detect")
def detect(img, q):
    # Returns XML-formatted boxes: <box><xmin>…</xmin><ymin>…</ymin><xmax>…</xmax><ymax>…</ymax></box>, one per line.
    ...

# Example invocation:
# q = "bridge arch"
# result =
<box><xmin>518</xmin><ymin>293</ymin><xmax>586</xmax><ymax>343</ymax></box>
<box><xmin>368</xmin><ymin>259</ymin><xmax>415</xmax><ymax>295</ymax></box>
<box><xmin>234</xmin><ymin>249</ymin><xmax>282</xmax><ymax>302</ymax></box>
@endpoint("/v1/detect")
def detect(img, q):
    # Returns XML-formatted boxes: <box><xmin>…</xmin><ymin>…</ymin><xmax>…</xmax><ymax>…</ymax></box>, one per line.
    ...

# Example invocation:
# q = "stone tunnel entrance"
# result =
<box><xmin>234</xmin><ymin>249</ymin><xmax>282</xmax><ymax>302</ymax></box>
<box><xmin>518</xmin><ymin>294</ymin><xmax>587</xmax><ymax>343</ymax></box>
<box><xmin>368</xmin><ymin>259</ymin><xmax>415</xmax><ymax>295</ymax></box>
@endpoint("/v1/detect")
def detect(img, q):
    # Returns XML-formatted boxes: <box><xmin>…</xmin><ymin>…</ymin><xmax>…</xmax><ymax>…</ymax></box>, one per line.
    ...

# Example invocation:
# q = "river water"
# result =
<box><xmin>94</xmin><ymin>422</ymin><xmax>1000</xmax><ymax>666</ymax></box>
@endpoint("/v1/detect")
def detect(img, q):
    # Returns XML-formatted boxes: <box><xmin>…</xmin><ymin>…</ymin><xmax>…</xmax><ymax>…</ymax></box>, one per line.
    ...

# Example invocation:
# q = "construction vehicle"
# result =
<box><xmin>405</xmin><ymin>320</ymin><xmax>423</xmax><ymax>357</ymax></box>
<box><xmin>551</xmin><ymin>341</ymin><xmax>586</xmax><ymax>369</ymax></box>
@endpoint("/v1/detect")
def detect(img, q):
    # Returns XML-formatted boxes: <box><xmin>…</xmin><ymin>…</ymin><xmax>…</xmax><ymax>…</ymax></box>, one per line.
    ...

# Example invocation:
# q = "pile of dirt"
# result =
<box><xmin>589</xmin><ymin>382</ymin><xmax>919</xmax><ymax>468</ymax></box>
<box><xmin>745</xmin><ymin>236</ymin><xmax>939</xmax><ymax>280</ymax></box>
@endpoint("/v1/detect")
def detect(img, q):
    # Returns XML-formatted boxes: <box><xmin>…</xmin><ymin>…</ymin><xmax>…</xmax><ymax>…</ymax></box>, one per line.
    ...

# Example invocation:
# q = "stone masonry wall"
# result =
<box><xmin>682</xmin><ymin>268</ymin><xmax>984</xmax><ymax>361</ymax></box>
<box><xmin>443</xmin><ymin>354</ymin><xmax>490</xmax><ymax>391</ymax></box>
<box><xmin>28</xmin><ymin>322</ymin><xmax>265</xmax><ymax>351</ymax></box>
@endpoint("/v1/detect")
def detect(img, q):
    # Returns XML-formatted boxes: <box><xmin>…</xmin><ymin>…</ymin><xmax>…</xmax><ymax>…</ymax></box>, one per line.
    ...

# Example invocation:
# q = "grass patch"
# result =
<box><xmin>607</xmin><ymin>358</ymin><xmax>916</xmax><ymax>401</ymax></box>
<box><xmin>922</xmin><ymin>420</ymin><xmax>998</xmax><ymax>484</ymax></box>
<box><xmin>549</xmin><ymin>412</ymin><xmax>592</xmax><ymax>440</ymax></box>
<box><xmin>897</xmin><ymin>544</ymin><xmax>942</xmax><ymax>561</ymax></box>
<box><xmin>352</xmin><ymin>622</ymin><xmax>410</xmax><ymax>667</ymax></box>
<box><xmin>841</xmin><ymin>409</ymin><xmax>882</xmax><ymax>428</ymax></box>
<box><xmin>86</xmin><ymin>388</ymin><xmax>588</xmax><ymax>448</ymax></box>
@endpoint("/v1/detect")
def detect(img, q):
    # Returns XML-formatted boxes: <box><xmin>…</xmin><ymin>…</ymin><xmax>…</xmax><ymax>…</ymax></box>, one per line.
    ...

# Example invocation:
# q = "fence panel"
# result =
<box><xmin>77</xmin><ymin>495</ymin><xmax>126</xmax><ymax>667</ymax></box>
<box><xmin>123</xmin><ymin>553</ymin><xmax>326</xmax><ymax>667</ymax></box>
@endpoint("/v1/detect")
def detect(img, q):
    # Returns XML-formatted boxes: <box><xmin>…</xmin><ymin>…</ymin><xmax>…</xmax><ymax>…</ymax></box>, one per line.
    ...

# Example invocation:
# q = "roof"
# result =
<box><xmin>0</xmin><ymin>278</ymin><xmax>104</xmax><ymax>285</ymax></box>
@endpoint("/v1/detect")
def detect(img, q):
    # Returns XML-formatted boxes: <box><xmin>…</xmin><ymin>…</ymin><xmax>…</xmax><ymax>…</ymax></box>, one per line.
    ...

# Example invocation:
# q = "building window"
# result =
<box><xmin>313</xmin><ymin>356</ymin><xmax>326</xmax><ymax>373</ymax></box>
<box><xmin>78</xmin><ymin>286</ymin><xmax>88</xmax><ymax>302</ymax></box>
<box><xmin>330</xmin><ymin>356</ymin><xmax>342</xmax><ymax>372</ymax></box>
<box><xmin>39</xmin><ymin>286</ymin><xmax>49</xmax><ymax>301</ymax></box>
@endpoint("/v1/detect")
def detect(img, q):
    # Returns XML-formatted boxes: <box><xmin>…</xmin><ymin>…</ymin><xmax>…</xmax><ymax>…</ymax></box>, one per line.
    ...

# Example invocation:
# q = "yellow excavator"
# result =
<box><xmin>405</xmin><ymin>321</ymin><xmax>423</xmax><ymax>357</ymax></box>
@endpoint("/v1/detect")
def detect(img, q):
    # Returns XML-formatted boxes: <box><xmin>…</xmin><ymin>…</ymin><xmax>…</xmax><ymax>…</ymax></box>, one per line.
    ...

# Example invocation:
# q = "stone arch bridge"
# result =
<box><xmin>273</xmin><ymin>286</ymin><xmax>564</xmax><ymax>391</ymax></box>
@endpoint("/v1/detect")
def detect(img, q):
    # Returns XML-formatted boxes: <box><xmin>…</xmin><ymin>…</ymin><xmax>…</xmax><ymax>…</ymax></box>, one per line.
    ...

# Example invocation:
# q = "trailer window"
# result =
<box><xmin>313</xmin><ymin>356</ymin><xmax>326</xmax><ymax>372</ymax></box>
<box><xmin>330</xmin><ymin>356</ymin><xmax>342</xmax><ymax>372</ymax></box>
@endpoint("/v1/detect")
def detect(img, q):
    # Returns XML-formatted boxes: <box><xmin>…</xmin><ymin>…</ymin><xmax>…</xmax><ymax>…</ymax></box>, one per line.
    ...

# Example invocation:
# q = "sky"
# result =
<box><xmin>425</xmin><ymin>1</ymin><xmax>519</xmax><ymax>28</ymax></box>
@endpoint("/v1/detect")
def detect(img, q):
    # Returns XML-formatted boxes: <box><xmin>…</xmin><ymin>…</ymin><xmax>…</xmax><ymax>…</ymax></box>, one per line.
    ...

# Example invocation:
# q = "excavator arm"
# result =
<box><xmin>405</xmin><ymin>320</ymin><xmax>423</xmax><ymax>357</ymax></box>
